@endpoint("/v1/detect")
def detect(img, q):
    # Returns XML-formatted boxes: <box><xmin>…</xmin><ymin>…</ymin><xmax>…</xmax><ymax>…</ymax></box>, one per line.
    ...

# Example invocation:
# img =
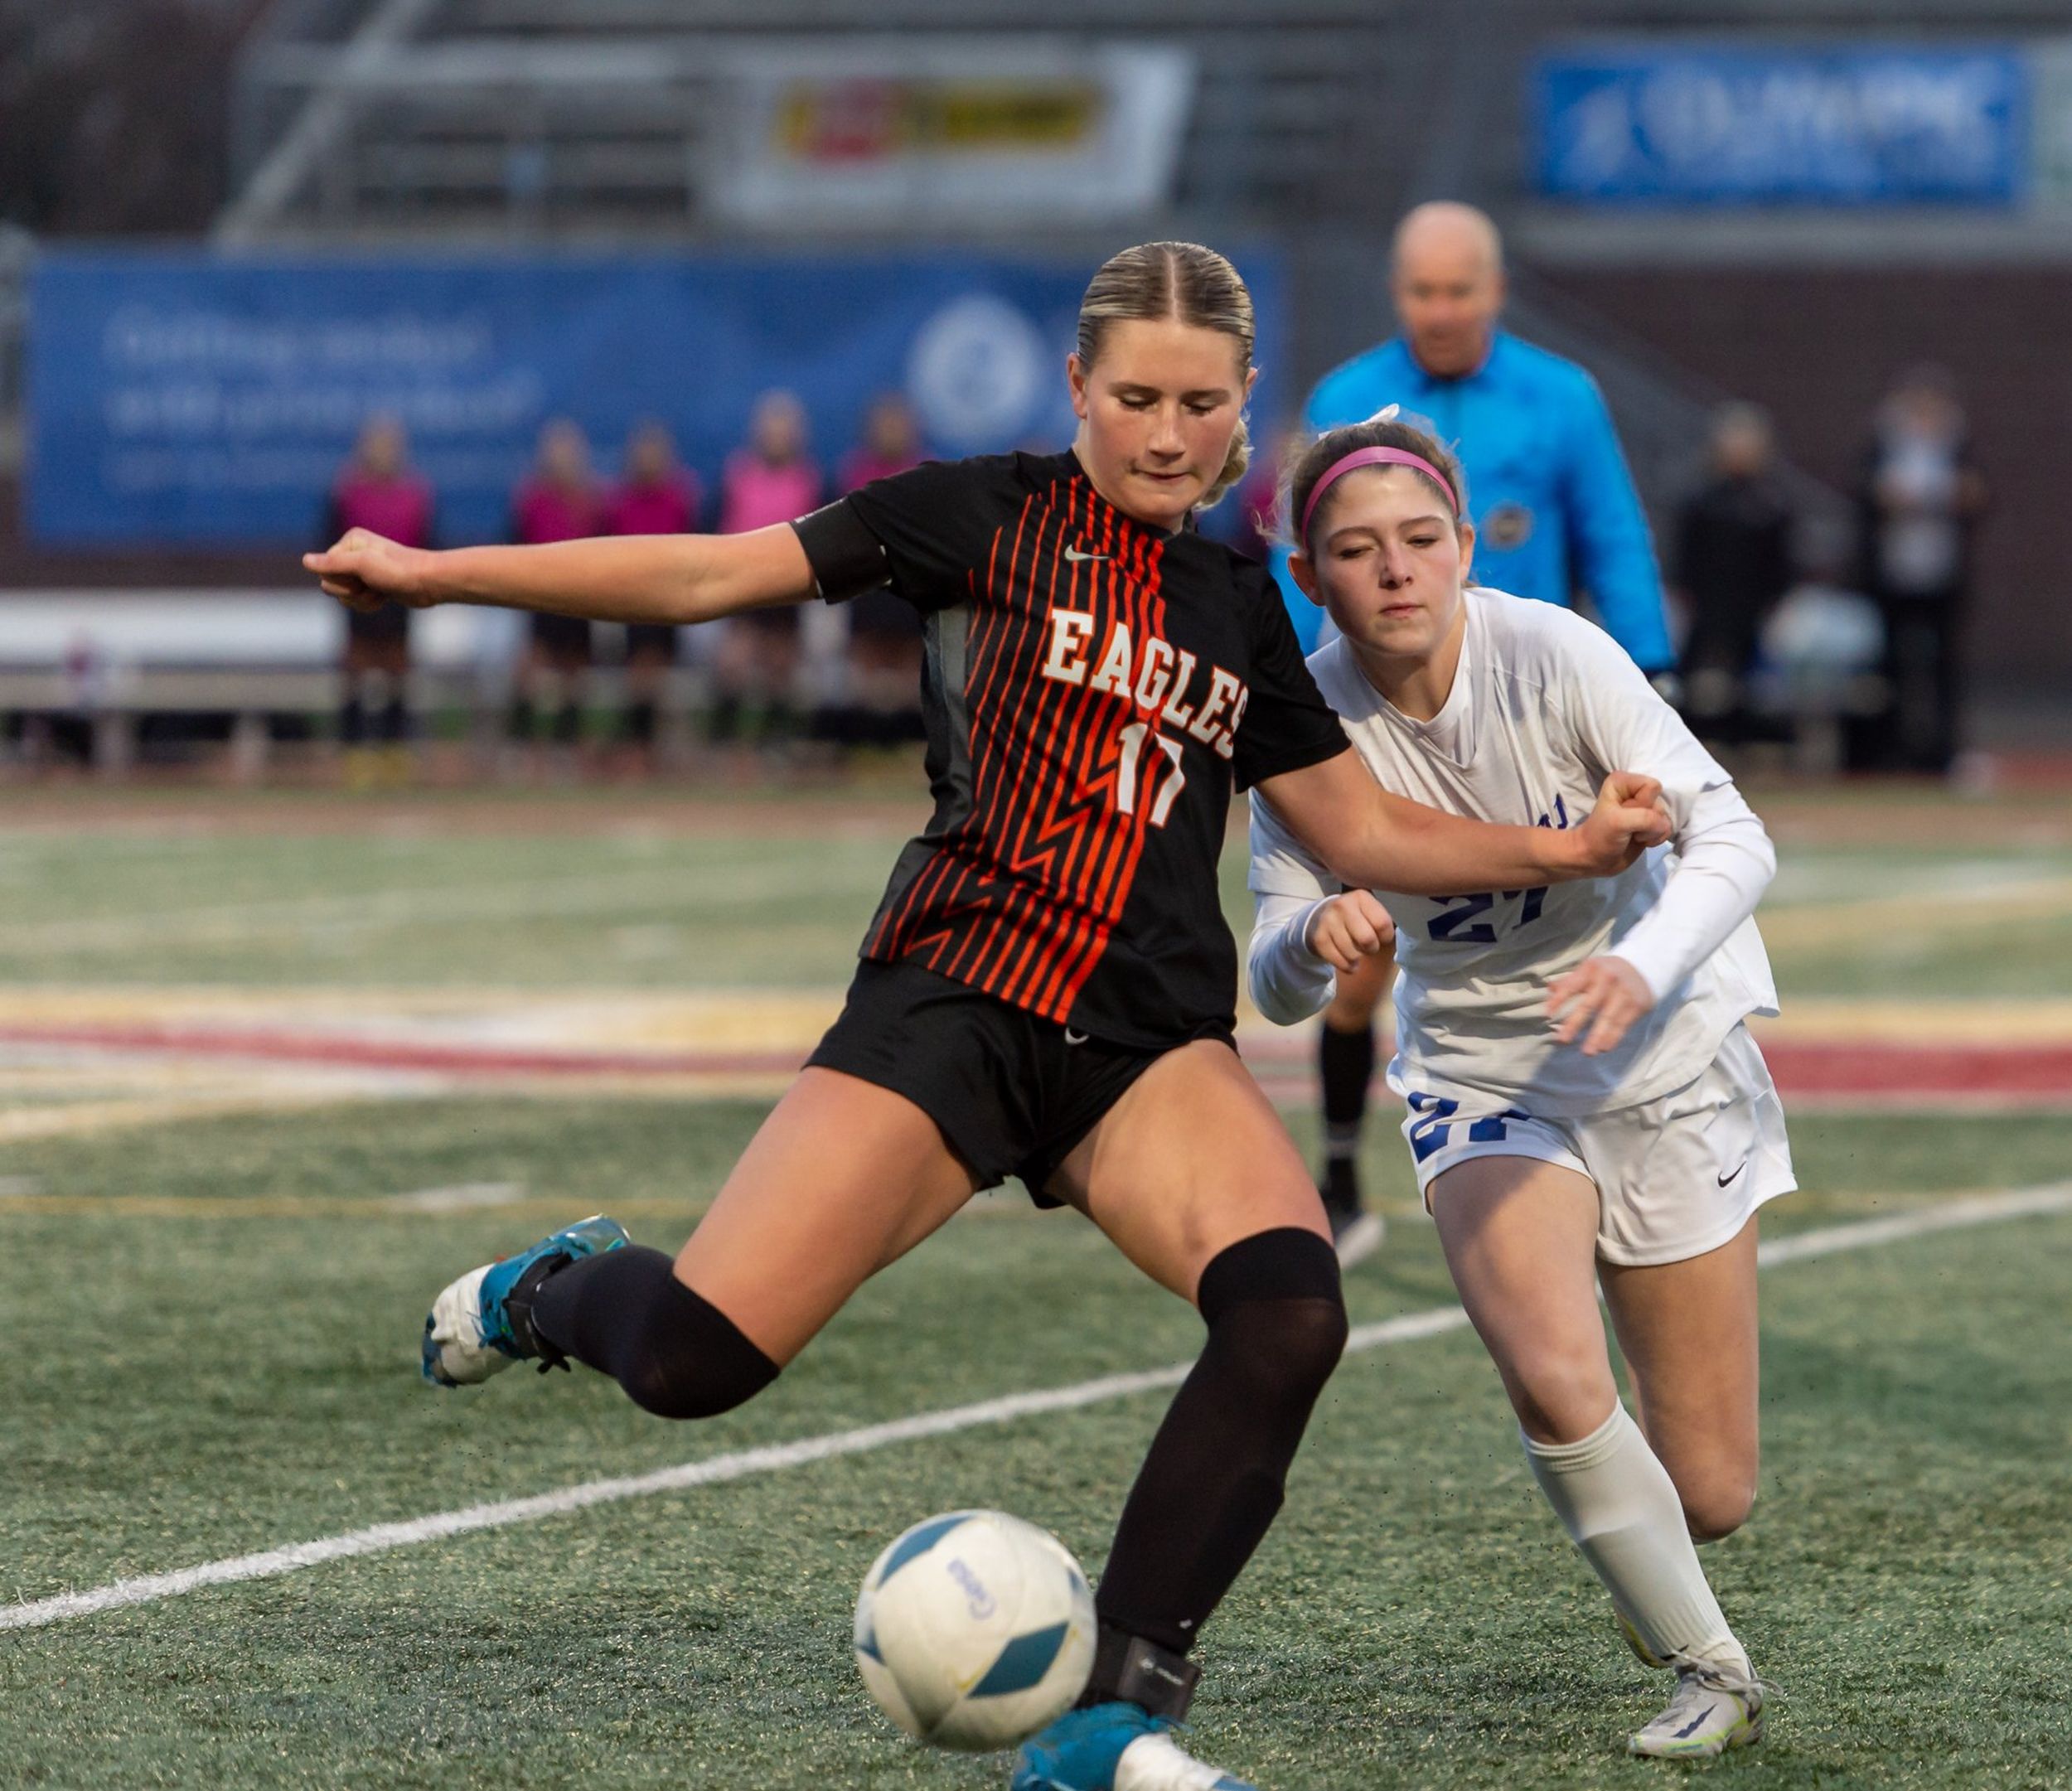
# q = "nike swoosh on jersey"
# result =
<box><xmin>1062</xmin><ymin>547</ymin><xmax>1108</xmax><ymax>563</ymax></box>
<box><xmin>1717</xmin><ymin>1161</ymin><xmax>1747</xmax><ymax>1186</ymax></box>
<box><xmin>1064</xmin><ymin>1029</ymin><xmax>1090</xmax><ymax>1045</ymax></box>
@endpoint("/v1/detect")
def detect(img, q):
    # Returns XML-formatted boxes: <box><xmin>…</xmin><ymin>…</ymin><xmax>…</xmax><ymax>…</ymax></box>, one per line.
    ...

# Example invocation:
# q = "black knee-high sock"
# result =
<box><xmin>1087</xmin><ymin>1229</ymin><xmax>1346</xmax><ymax>1672</ymax></box>
<box><xmin>340</xmin><ymin>693</ymin><xmax>368</xmax><ymax>747</ymax></box>
<box><xmin>377</xmin><ymin>697</ymin><xmax>409</xmax><ymax>745</ymax></box>
<box><xmin>1318</xmin><ymin>1019</ymin><xmax>1376</xmax><ymax>1172</ymax></box>
<box><xmin>530</xmin><ymin>1245</ymin><xmax>778</xmax><ymax>1419</ymax></box>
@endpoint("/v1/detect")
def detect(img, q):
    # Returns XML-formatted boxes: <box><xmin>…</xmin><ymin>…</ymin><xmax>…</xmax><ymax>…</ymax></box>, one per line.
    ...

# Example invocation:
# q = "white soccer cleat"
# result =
<box><xmin>1628</xmin><ymin>1658</ymin><xmax>1765</xmax><ymax>1760</ymax></box>
<box><xmin>423</xmin><ymin>1264</ymin><xmax>514</xmax><ymax>1387</ymax></box>
<box><xmin>1116</xmin><ymin>1731</ymin><xmax>1254</xmax><ymax>1791</ymax></box>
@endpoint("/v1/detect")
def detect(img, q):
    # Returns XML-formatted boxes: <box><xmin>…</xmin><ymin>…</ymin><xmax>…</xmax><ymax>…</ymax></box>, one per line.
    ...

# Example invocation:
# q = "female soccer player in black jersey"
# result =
<box><xmin>307</xmin><ymin>242</ymin><xmax>1668</xmax><ymax>1791</ymax></box>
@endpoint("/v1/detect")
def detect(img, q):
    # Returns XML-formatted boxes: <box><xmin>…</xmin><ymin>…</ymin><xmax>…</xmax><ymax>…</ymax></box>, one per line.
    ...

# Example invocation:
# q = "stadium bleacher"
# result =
<box><xmin>6</xmin><ymin>0</ymin><xmax>2072</xmax><ymax>758</ymax></box>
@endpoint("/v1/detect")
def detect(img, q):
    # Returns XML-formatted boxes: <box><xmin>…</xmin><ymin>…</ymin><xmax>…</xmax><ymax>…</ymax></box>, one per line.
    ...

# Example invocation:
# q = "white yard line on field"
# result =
<box><xmin>4</xmin><ymin>1183</ymin><xmax>2070</xmax><ymax>1634</ymax></box>
<box><xmin>383</xmin><ymin>1182</ymin><xmax>527</xmax><ymax>1214</ymax></box>
<box><xmin>0</xmin><ymin>855</ymin><xmax>869</xmax><ymax>956</ymax></box>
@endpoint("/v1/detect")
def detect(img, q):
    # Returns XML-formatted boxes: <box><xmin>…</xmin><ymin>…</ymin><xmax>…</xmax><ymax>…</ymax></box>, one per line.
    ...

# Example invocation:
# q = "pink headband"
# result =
<box><xmin>1299</xmin><ymin>445</ymin><xmax>1459</xmax><ymax>544</ymax></box>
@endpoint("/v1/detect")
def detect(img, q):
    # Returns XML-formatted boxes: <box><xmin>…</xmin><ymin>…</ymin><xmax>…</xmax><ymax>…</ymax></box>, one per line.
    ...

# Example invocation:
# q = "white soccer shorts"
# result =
<box><xmin>1401</xmin><ymin>1023</ymin><xmax>1796</xmax><ymax>1266</ymax></box>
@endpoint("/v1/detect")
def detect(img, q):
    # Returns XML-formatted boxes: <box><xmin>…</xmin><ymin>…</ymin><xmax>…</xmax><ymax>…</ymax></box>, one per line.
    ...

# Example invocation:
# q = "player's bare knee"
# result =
<box><xmin>1682</xmin><ymin>1474</ymin><xmax>1756</xmax><ymax>1543</ymax></box>
<box><xmin>1508</xmin><ymin>1355</ymin><xmax>1619</xmax><ymax>1447</ymax></box>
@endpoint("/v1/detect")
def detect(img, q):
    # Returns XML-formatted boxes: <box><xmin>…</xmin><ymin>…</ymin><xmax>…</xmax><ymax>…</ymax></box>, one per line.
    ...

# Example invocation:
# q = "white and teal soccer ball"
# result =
<box><xmin>854</xmin><ymin>1509</ymin><xmax>1097</xmax><ymax>1752</ymax></box>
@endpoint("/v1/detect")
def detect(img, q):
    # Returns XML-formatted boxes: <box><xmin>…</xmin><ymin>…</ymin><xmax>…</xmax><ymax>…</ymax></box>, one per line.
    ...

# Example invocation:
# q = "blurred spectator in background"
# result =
<box><xmin>712</xmin><ymin>390</ymin><xmax>821</xmax><ymax>749</ymax></box>
<box><xmin>1760</xmin><ymin>519</ymin><xmax>1886</xmax><ymax>776</ymax></box>
<box><xmin>326</xmin><ymin>415</ymin><xmax>433</xmax><ymax>790</ymax></box>
<box><xmin>607</xmin><ymin>421</ymin><xmax>701</xmax><ymax>769</ymax></box>
<box><xmin>508</xmin><ymin>419</ymin><xmax>606</xmax><ymax>763</ymax></box>
<box><xmin>1227</xmin><ymin>422</ymin><xmax>1300</xmax><ymax>564</ymax></box>
<box><xmin>1673</xmin><ymin>403</ymin><xmax>1795</xmax><ymax>747</ymax></box>
<box><xmin>1857</xmin><ymin>365</ymin><xmax>1988</xmax><ymax>776</ymax></box>
<box><xmin>830</xmin><ymin>395</ymin><xmax>926</xmax><ymax>751</ymax></box>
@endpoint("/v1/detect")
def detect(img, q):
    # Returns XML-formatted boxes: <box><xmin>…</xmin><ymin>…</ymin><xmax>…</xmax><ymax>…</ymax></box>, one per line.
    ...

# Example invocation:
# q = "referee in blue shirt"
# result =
<box><xmin>1279</xmin><ymin>201</ymin><xmax>1675</xmax><ymax>1265</ymax></box>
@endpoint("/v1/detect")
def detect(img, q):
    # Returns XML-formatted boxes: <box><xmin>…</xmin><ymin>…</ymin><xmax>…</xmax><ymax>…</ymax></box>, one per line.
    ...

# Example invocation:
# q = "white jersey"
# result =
<box><xmin>1248</xmin><ymin>588</ymin><xmax>1777</xmax><ymax>1117</ymax></box>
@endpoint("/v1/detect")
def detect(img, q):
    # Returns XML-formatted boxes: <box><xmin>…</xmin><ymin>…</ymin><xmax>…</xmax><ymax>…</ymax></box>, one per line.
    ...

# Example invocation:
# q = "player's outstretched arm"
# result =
<box><xmin>302</xmin><ymin>523</ymin><xmax>817</xmax><ymax>627</ymax></box>
<box><xmin>1255</xmin><ymin>749</ymin><xmax>1671</xmax><ymax>898</ymax></box>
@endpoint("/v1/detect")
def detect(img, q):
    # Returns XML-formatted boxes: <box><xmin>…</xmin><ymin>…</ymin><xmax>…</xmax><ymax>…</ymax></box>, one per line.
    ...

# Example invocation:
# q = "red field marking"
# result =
<box><xmin>3</xmin><ymin>1020</ymin><xmax>2072</xmax><ymax>1105</ymax></box>
<box><xmin>1760</xmin><ymin>1039</ymin><xmax>2072</xmax><ymax>1098</ymax></box>
<box><xmin>0</xmin><ymin>1023</ymin><xmax>804</xmax><ymax>1079</ymax></box>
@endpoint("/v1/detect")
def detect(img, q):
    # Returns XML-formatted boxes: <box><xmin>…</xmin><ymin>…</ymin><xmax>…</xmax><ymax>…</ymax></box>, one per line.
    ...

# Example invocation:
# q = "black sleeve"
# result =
<box><xmin>820</xmin><ymin>456</ymin><xmax>1006</xmax><ymax>612</ymax></box>
<box><xmin>1232</xmin><ymin>565</ymin><xmax>1349</xmax><ymax>791</ymax></box>
<box><xmin>792</xmin><ymin>500</ymin><xmax>891</xmax><ymax>604</ymax></box>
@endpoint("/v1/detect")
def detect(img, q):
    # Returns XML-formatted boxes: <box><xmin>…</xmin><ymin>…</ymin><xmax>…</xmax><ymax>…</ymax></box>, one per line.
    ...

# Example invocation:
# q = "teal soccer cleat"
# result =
<box><xmin>420</xmin><ymin>1214</ymin><xmax>629</xmax><ymax>1387</ymax></box>
<box><xmin>1013</xmin><ymin>1702</ymin><xmax>1254</xmax><ymax>1791</ymax></box>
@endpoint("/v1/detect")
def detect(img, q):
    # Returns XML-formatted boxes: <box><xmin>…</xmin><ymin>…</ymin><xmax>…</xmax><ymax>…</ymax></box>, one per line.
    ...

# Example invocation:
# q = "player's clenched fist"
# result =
<box><xmin>303</xmin><ymin>528</ymin><xmax>438</xmax><ymax>611</ymax></box>
<box><xmin>1302</xmin><ymin>889</ymin><xmax>1397</xmax><ymax>973</ymax></box>
<box><xmin>1567</xmin><ymin>772</ymin><xmax>1673</xmax><ymax>876</ymax></box>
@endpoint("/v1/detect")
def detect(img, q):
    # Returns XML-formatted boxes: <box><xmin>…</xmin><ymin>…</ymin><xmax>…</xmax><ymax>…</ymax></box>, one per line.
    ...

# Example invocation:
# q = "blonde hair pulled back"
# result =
<box><xmin>1075</xmin><ymin>241</ymin><xmax>1255</xmax><ymax>509</ymax></box>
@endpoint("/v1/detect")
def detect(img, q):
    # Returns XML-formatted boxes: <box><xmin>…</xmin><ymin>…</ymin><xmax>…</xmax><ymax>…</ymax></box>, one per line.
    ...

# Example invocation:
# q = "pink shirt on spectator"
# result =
<box><xmin>719</xmin><ymin>453</ymin><xmax>821</xmax><ymax>535</ymax></box>
<box><xmin>332</xmin><ymin>472</ymin><xmax>433</xmax><ymax>546</ymax></box>
<box><xmin>511</xmin><ymin>479</ymin><xmax>606</xmax><ymax>545</ymax></box>
<box><xmin>608</xmin><ymin>473</ymin><xmax>700</xmax><ymax>537</ymax></box>
<box><xmin>839</xmin><ymin>449</ymin><xmax>921</xmax><ymax>496</ymax></box>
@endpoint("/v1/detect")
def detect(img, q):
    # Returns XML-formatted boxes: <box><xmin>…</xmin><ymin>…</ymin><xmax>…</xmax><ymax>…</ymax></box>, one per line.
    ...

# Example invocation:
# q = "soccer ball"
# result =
<box><xmin>854</xmin><ymin>1509</ymin><xmax>1097</xmax><ymax>1752</ymax></box>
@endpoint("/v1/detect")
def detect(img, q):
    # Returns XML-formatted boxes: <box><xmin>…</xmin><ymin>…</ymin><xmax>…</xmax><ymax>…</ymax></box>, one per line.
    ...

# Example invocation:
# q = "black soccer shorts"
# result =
<box><xmin>806</xmin><ymin>958</ymin><xmax>1232</xmax><ymax>1205</ymax></box>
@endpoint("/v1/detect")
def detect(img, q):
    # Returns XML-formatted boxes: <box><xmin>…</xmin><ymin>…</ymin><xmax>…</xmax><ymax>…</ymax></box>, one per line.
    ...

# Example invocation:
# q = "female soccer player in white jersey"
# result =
<box><xmin>308</xmin><ymin>247</ymin><xmax>1673</xmax><ymax>1791</ymax></box>
<box><xmin>1247</xmin><ymin>413</ymin><xmax>1789</xmax><ymax>1760</ymax></box>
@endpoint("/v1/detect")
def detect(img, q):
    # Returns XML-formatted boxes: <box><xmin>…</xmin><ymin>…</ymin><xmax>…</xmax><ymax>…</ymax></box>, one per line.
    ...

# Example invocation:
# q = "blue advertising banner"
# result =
<box><xmin>27</xmin><ymin>249</ymin><xmax>1283</xmax><ymax>545</ymax></box>
<box><xmin>1535</xmin><ymin>45</ymin><xmax>2029</xmax><ymax>206</ymax></box>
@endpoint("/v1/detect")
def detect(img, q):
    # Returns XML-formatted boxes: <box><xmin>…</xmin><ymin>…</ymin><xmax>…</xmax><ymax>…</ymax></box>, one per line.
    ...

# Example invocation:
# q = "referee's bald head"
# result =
<box><xmin>1392</xmin><ymin>202</ymin><xmax>1506</xmax><ymax>380</ymax></box>
<box><xmin>1392</xmin><ymin>202</ymin><xmax>1504</xmax><ymax>280</ymax></box>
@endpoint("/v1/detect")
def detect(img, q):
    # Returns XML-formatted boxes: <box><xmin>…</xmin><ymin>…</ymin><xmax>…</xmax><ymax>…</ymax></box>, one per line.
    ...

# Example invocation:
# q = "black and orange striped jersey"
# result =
<box><xmin>797</xmin><ymin>450</ymin><xmax>1348</xmax><ymax>1048</ymax></box>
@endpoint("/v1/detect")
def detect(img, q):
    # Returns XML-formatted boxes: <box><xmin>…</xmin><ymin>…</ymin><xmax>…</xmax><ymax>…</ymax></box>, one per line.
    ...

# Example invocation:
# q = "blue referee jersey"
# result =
<box><xmin>1274</xmin><ymin>331</ymin><xmax>1673</xmax><ymax>670</ymax></box>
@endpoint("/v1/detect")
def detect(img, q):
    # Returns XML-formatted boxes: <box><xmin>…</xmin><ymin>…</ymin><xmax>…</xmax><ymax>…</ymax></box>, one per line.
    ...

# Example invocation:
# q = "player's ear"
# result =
<box><xmin>1067</xmin><ymin>352</ymin><xmax>1091</xmax><ymax>422</ymax></box>
<box><xmin>1286</xmin><ymin>551</ymin><xmax>1325</xmax><ymax>607</ymax></box>
<box><xmin>1455</xmin><ymin>519</ymin><xmax>1475</xmax><ymax>586</ymax></box>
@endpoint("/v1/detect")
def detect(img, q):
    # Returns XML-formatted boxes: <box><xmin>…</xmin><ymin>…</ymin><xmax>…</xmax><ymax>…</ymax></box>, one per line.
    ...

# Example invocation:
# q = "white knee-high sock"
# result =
<box><xmin>1522</xmin><ymin>1404</ymin><xmax>1748</xmax><ymax>1675</ymax></box>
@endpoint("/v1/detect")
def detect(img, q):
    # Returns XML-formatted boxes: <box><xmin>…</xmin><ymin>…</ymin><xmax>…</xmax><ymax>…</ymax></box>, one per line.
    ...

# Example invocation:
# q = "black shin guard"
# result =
<box><xmin>1084</xmin><ymin>1227</ymin><xmax>1347</xmax><ymax>1688</ymax></box>
<box><xmin>530</xmin><ymin>1246</ymin><xmax>779</xmax><ymax>1420</ymax></box>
